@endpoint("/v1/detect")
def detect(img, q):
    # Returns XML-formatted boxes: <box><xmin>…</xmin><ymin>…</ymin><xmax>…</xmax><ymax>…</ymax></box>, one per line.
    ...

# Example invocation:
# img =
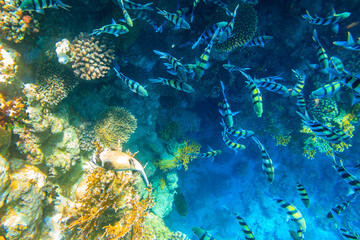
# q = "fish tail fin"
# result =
<box><xmin>54</xmin><ymin>0</ymin><xmax>71</xmax><ymax>10</ymax></box>
<box><xmin>153</xmin><ymin>50</ymin><xmax>167</xmax><ymax>58</ymax></box>
<box><xmin>144</xmin><ymin>2</ymin><xmax>153</xmax><ymax>11</ymax></box>
<box><xmin>220</xmin><ymin>119</ymin><xmax>226</xmax><ymax>129</ymax></box>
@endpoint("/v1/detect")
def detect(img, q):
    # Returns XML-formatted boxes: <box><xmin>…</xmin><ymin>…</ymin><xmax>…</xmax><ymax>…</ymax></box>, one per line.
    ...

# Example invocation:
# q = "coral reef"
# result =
<box><xmin>0</xmin><ymin>154</ymin><xmax>10</xmax><ymax>208</ymax></box>
<box><xmin>71</xmin><ymin>33</ymin><xmax>115</xmax><ymax>80</ymax></box>
<box><xmin>76</xmin><ymin>122</ymin><xmax>96</xmax><ymax>152</ymax></box>
<box><xmin>94</xmin><ymin>106</ymin><xmax>137</xmax><ymax>149</ymax></box>
<box><xmin>0</xmin><ymin>0</ymin><xmax>39</xmax><ymax>43</ymax></box>
<box><xmin>55</xmin><ymin>39</ymin><xmax>73</xmax><ymax>64</ymax></box>
<box><xmin>0</xmin><ymin>44</ymin><xmax>19</xmax><ymax>85</ymax></box>
<box><xmin>213</xmin><ymin>4</ymin><xmax>257</xmax><ymax>52</ymax></box>
<box><xmin>307</xmin><ymin>98</ymin><xmax>339</xmax><ymax>123</ymax></box>
<box><xmin>0</xmin><ymin>93</ymin><xmax>26</xmax><ymax>130</ymax></box>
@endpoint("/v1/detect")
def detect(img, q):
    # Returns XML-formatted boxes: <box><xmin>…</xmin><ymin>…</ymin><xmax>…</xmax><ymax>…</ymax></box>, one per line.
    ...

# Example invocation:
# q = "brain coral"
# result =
<box><xmin>94</xmin><ymin>107</ymin><xmax>137</xmax><ymax>148</ymax></box>
<box><xmin>212</xmin><ymin>3</ymin><xmax>257</xmax><ymax>52</ymax></box>
<box><xmin>71</xmin><ymin>33</ymin><xmax>115</xmax><ymax>81</ymax></box>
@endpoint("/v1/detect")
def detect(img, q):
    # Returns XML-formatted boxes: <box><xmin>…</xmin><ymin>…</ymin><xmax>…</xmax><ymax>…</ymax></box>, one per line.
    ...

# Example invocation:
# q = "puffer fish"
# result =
<box><xmin>241</xmin><ymin>72</ymin><xmax>263</xmax><ymax>118</ymax></box>
<box><xmin>334</xmin><ymin>32</ymin><xmax>360</xmax><ymax>51</ymax></box>
<box><xmin>297</xmin><ymin>110</ymin><xmax>351</xmax><ymax>144</ymax></box>
<box><xmin>252</xmin><ymin>136</ymin><xmax>275</xmax><ymax>183</ymax></box>
<box><xmin>289</xmin><ymin>230</ymin><xmax>305</xmax><ymax>240</ymax></box>
<box><xmin>222</xmin><ymin>131</ymin><xmax>246</xmax><ymax>152</ymax></box>
<box><xmin>114</xmin><ymin>68</ymin><xmax>148</xmax><ymax>97</ymax></box>
<box><xmin>20</xmin><ymin>0</ymin><xmax>71</xmax><ymax>14</ymax></box>
<box><xmin>274</xmin><ymin>197</ymin><xmax>306</xmax><ymax>232</ymax></box>
<box><xmin>301</xmin><ymin>9</ymin><xmax>351</xmax><ymax>33</ymax></box>
<box><xmin>220</xmin><ymin>119</ymin><xmax>254</xmax><ymax>139</ymax></box>
<box><xmin>223</xmin><ymin>206</ymin><xmax>256</xmax><ymax>240</ymax></box>
<box><xmin>296</xmin><ymin>182</ymin><xmax>310</xmax><ymax>208</ymax></box>
<box><xmin>189</xmin><ymin>145</ymin><xmax>222</xmax><ymax>162</ymax></box>
<box><xmin>192</xmin><ymin>227</ymin><xmax>216</xmax><ymax>240</ymax></box>
<box><xmin>290</xmin><ymin>69</ymin><xmax>306</xmax><ymax>97</ymax></box>
<box><xmin>90</xmin><ymin>19</ymin><xmax>129</xmax><ymax>37</ymax></box>
<box><xmin>123</xmin><ymin>0</ymin><xmax>153</xmax><ymax>11</ymax></box>
<box><xmin>148</xmin><ymin>77</ymin><xmax>194</xmax><ymax>93</ymax></box>
<box><xmin>195</xmin><ymin>28</ymin><xmax>220</xmax><ymax>80</ymax></box>
<box><xmin>223</xmin><ymin>63</ymin><xmax>250</xmax><ymax>73</ymax></box>
<box><xmin>219</xmin><ymin>81</ymin><xmax>239</xmax><ymax>128</ymax></box>
<box><xmin>117</xmin><ymin>0</ymin><xmax>133</xmax><ymax>27</ymax></box>
<box><xmin>135</xmin><ymin>11</ymin><xmax>163</xmax><ymax>32</ymax></box>
<box><xmin>332</xmin><ymin>150</ymin><xmax>360</xmax><ymax>192</ymax></box>
<box><xmin>254</xmin><ymin>77</ymin><xmax>289</xmax><ymax>95</ymax></box>
<box><xmin>241</xmin><ymin>36</ymin><xmax>273</xmax><ymax>48</ymax></box>
<box><xmin>327</xmin><ymin>193</ymin><xmax>360</xmax><ymax>219</ymax></box>
<box><xmin>312</xmin><ymin>29</ymin><xmax>329</xmax><ymax>73</ymax></box>
<box><xmin>310</xmin><ymin>81</ymin><xmax>343</xmax><ymax>99</ymax></box>
<box><xmin>153</xmin><ymin>50</ymin><xmax>187</xmax><ymax>82</ymax></box>
<box><xmin>156</xmin><ymin>7</ymin><xmax>190</xmax><ymax>29</ymax></box>
<box><xmin>192</xmin><ymin>21</ymin><xmax>228</xmax><ymax>49</ymax></box>
<box><xmin>296</xmin><ymin>93</ymin><xmax>307</xmax><ymax>114</ymax></box>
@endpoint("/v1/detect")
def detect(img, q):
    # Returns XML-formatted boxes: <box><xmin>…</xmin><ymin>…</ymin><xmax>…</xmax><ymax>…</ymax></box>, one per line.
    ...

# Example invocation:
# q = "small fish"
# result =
<box><xmin>114</xmin><ymin>68</ymin><xmax>148</xmax><ymax>97</ymax></box>
<box><xmin>337</xmin><ymin>227</ymin><xmax>360</xmax><ymax>240</ymax></box>
<box><xmin>252</xmin><ymin>136</ymin><xmax>275</xmax><ymax>183</ymax></box>
<box><xmin>156</xmin><ymin>7</ymin><xmax>190</xmax><ymax>29</ymax></box>
<box><xmin>254</xmin><ymin>78</ymin><xmax>289</xmax><ymax>95</ymax></box>
<box><xmin>291</xmin><ymin>69</ymin><xmax>306</xmax><ymax>97</ymax></box>
<box><xmin>329</xmin><ymin>56</ymin><xmax>346</xmax><ymax>75</ymax></box>
<box><xmin>334</xmin><ymin>32</ymin><xmax>360</xmax><ymax>51</ymax></box>
<box><xmin>192</xmin><ymin>21</ymin><xmax>228</xmax><ymax>49</ymax></box>
<box><xmin>153</xmin><ymin>50</ymin><xmax>187</xmax><ymax>82</ymax></box>
<box><xmin>222</xmin><ymin>131</ymin><xmax>246</xmax><ymax>152</ymax></box>
<box><xmin>296</xmin><ymin>93</ymin><xmax>307</xmax><ymax>114</ymax></box>
<box><xmin>219</xmin><ymin>81</ymin><xmax>239</xmax><ymax>128</ymax></box>
<box><xmin>312</xmin><ymin>30</ymin><xmax>329</xmax><ymax>73</ymax></box>
<box><xmin>223</xmin><ymin>206</ymin><xmax>256</xmax><ymax>240</ymax></box>
<box><xmin>190</xmin><ymin>145</ymin><xmax>222</xmax><ymax>162</ymax></box>
<box><xmin>90</xmin><ymin>19</ymin><xmax>129</xmax><ymax>37</ymax></box>
<box><xmin>223</xmin><ymin>63</ymin><xmax>250</xmax><ymax>73</ymax></box>
<box><xmin>327</xmin><ymin>193</ymin><xmax>360</xmax><ymax>219</ymax></box>
<box><xmin>274</xmin><ymin>197</ymin><xmax>306</xmax><ymax>232</ymax></box>
<box><xmin>301</xmin><ymin>9</ymin><xmax>350</xmax><ymax>33</ymax></box>
<box><xmin>117</xmin><ymin>0</ymin><xmax>134</xmax><ymax>27</ymax></box>
<box><xmin>174</xmin><ymin>188</ymin><xmax>188</xmax><ymax>217</ymax></box>
<box><xmin>19</xmin><ymin>0</ymin><xmax>71</xmax><ymax>14</ymax></box>
<box><xmin>220</xmin><ymin>119</ymin><xmax>254</xmax><ymax>139</ymax></box>
<box><xmin>216</xmin><ymin>5</ymin><xmax>239</xmax><ymax>44</ymax></box>
<box><xmin>190</xmin><ymin>0</ymin><xmax>202</xmax><ymax>23</ymax></box>
<box><xmin>241</xmin><ymin>72</ymin><xmax>263</xmax><ymax>118</ymax></box>
<box><xmin>123</xmin><ymin>0</ymin><xmax>153</xmax><ymax>11</ymax></box>
<box><xmin>340</xmin><ymin>73</ymin><xmax>360</xmax><ymax>93</ymax></box>
<box><xmin>310</xmin><ymin>81</ymin><xmax>343</xmax><ymax>99</ymax></box>
<box><xmin>206</xmin><ymin>0</ymin><xmax>232</xmax><ymax>16</ymax></box>
<box><xmin>289</xmin><ymin>230</ymin><xmax>305</xmax><ymax>240</ymax></box>
<box><xmin>149</xmin><ymin>78</ymin><xmax>194</xmax><ymax>92</ymax></box>
<box><xmin>135</xmin><ymin>11</ymin><xmax>163</xmax><ymax>32</ymax></box>
<box><xmin>332</xmin><ymin>150</ymin><xmax>360</xmax><ymax>192</ymax></box>
<box><xmin>296</xmin><ymin>182</ymin><xmax>310</xmax><ymax>208</ymax></box>
<box><xmin>297</xmin><ymin>110</ymin><xmax>350</xmax><ymax>144</ymax></box>
<box><xmin>242</xmin><ymin>36</ymin><xmax>273</xmax><ymax>48</ymax></box>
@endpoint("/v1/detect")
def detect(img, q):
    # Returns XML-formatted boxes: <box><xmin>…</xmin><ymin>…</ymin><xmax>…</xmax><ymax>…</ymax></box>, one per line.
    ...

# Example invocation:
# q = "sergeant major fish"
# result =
<box><xmin>192</xmin><ymin>227</ymin><xmax>215</xmax><ymax>240</ymax></box>
<box><xmin>189</xmin><ymin>145</ymin><xmax>222</xmax><ymax>162</ymax></box>
<box><xmin>123</xmin><ymin>0</ymin><xmax>153</xmax><ymax>11</ymax></box>
<box><xmin>296</xmin><ymin>92</ymin><xmax>307</xmax><ymax>114</ymax></box>
<box><xmin>153</xmin><ymin>50</ymin><xmax>187</xmax><ymax>82</ymax></box>
<box><xmin>333</xmin><ymin>32</ymin><xmax>360</xmax><ymax>51</ymax></box>
<box><xmin>216</xmin><ymin>5</ymin><xmax>239</xmax><ymax>44</ymax></box>
<box><xmin>90</xmin><ymin>19</ymin><xmax>129</xmax><ymax>37</ymax></box>
<box><xmin>117</xmin><ymin>0</ymin><xmax>134</xmax><ymax>27</ymax></box>
<box><xmin>274</xmin><ymin>197</ymin><xmax>307</xmax><ymax>232</ymax></box>
<box><xmin>222</xmin><ymin>131</ymin><xmax>246</xmax><ymax>152</ymax></box>
<box><xmin>192</xmin><ymin>21</ymin><xmax>228</xmax><ymax>49</ymax></box>
<box><xmin>149</xmin><ymin>77</ymin><xmax>194</xmax><ymax>92</ymax></box>
<box><xmin>312</xmin><ymin>30</ymin><xmax>330</xmax><ymax>74</ymax></box>
<box><xmin>114</xmin><ymin>67</ymin><xmax>148</xmax><ymax>97</ymax></box>
<box><xmin>135</xmin><ymin>11</ymin><xmax>163</xmax><ymax>32</ymax></box>
<box><xmin>296</xmin><ymin>182</ymin><xmax>310</xmax><ymax>208</ymax></box>
<box><xmin>254</xmin><ymin>77</ymin><xmax>289</xmax><ymax>95</ymax></box>
<box><xmin>310</xmin><ymin>81</ymin><xmax>343</xmax><ymax>99</ymax></box>
<box><xmin>223</xmin><ymin>206</ymin><xmax>256</xmax><ymax>240</ymax></box>
<box><xmin>156</xmin><ymin>7</ymin><xmax>190</xmax><ymax>29</ymax></box>
<box><xmin>290</xmin><ymin>69</ymin><xmax>306</xmax><ymax>97</ymax></box>
<box><xmin>219</xmin><ymin>81</ymin><xmax>239</xmax><ymax>128</ymax></box>
<box><xmin>241</xmin><ymin>36</ymin><xmax>273</xmax><ymax>48</ymax></box>
<box><xmin>240</xmin><ymin>72</ymin><xmax>263</xmax><ymax>118</ymax></box>
<box><xmin>302</xmin><ymin>9</ymin><xmax>350</xmax><ymax>33</ymax></box>
<box><xmin>220</xmin><ymin>119</ymin><xmax>254</xmax><ymax>139</ymax></box>
<box><xmin>20</xmin><ymin>0</ymin><xmax>71</xmax><ymax>14</ymax></box>
<box><xmin>252</xmin><ymin>136</ymin><xmax>275</xmax><ymax>183</ymax></box>
<box><xmin>223</xmin><ymin>63</ymin><xmax>250</xmax><ymax>73</ymax></box>
<box><xmin>327</xmin><ymin>192</ymin><xmax>360</xmax><ymax>219</ymax></box>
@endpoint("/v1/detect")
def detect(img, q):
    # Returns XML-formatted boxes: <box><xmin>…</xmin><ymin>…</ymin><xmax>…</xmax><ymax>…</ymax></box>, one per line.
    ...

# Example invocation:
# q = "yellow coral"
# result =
<box><xmin>160</xmin><ymin>178</ymin><xmax>166</xmax><ymax>190</ymax></box>
<box><xmin>274</xmin><ymin>135</ymin><xmax>291</xmax><ymax>146</ymax></box>
<box><xmin>303</xmin><ymin>148</ymin><xmax>316</xmax><ymax>160</ymax></box>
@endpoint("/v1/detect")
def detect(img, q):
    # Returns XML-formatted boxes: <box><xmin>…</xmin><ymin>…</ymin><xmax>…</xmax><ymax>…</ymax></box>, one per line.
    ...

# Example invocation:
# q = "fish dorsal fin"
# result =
<box><xmin>112</xmin><ymin>18</ymin><xmax>116</xmax><ymax>24</ymax></box>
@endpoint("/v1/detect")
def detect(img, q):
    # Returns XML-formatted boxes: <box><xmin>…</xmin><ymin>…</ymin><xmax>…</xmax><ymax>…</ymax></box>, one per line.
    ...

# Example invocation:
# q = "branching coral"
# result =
<box><xmin>273</xmin><ymin>135</ymin><xmax>291</xmax><ymax>146</ymax></box>
<box><xmin>159</xmin><ymin>121</ymin><xmax>180</xmax><ymax>141</ymax></box>
<box><xmin>155</xmin><ymin>139</ymin><xmax>201</xmax><ymax>171</ymax></box>
<box><xmin>0</xmin><ymin>0</ymin><xmax>39</xmax><ymax>43</ymax></box>
<box><xmin>63</xmin><ymin>167</ymin><xmax>154</xmax><ymax>239</ymax></box>
<box><xmin>71</xmin><ymin>33</ymin><xmax>115</xmax><ymax>80</ymax></box>
<box><xmin>0</xmin><ymin>44</ymin><xmax>19</xmax><ymax>84</ymax></box>
<box><xmin>94</xmin><ymin>106</ymin><xmax>137</xmax><ymax>149</ymax></box>
<box><xmin>212</xmin><ymin>4</ymin><xmax>257</xmax><ymax>52</ymax></box>
<box><xmin>0</xmin><ymin>93</ymin><xmax>27</xmax><ymax>130</ymax></box>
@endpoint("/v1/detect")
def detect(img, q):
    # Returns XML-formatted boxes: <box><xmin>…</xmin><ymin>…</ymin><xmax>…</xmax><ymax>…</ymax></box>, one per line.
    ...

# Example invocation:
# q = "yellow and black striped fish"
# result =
<box><xmin>332</xmin><ymin>150</ymin><xmax>360</xmax><ymax>192</ymax></box>
<box><xmin>302</xmin><ymin>9</ymin><xmax>350</xmax><ymax>33</ymax></box>
<box><xmin>219</xmin><ymin>81</ymin><xmax>239</xmax><ymax>128</ymax></box>
<box><xmin>114</xmin><ymin>68</ymin><xmax>148</xmax><ymax>97</ymax></box>
<box><xmin>153</xmin><ymin>50</ymin><xmax>187</xmax><ymax>82</ymax></box>
<box><xmin>310</xmin><ymin>81</ymin><xmax>343</xmax><ymax>99</ymax></box>
<box><xmin>340</xmin><ymin>73</ymin><xmax>360</xmax><ymax>93</ymax></box>
<box><xmin>192</xmin><ymin>227</ymin><xmax>216</xmax><ymax>240</ymax></box>
<box><xmin>20</xmin><ymin>0</ymin><xmax>71</xmax><ymax>14</ymax></box>
<box><xmin>123</xmin><ymin>0</ymin><xmax>153</xmax><ymax>11</ymax></box>
<box><xmin>223</xmin><ymin>64</ymin><xmax>250</xmax><ymax>73</ymax></box>
<box><xmin>220</xmin><ymin>119</ymin><xmax>254</xmax><ymax>139</ymax></box>
<box><xmin>254</xmin><ymin>77</ymin><xmax>289</xmax><ymax>95</ymax></box>
<box><xmin>327</xmin><ymin>193</ymin><xmax>359</xmax><ymax>219</ymax></box>
<box><xmin>274</xmin><ymin>197</ymin><xmax>306</xmax><ymax>232</ymax></box>
<box><xmin>190</xmin><ymin>0</ymin><xmax>202</xmax><ymax>23</ymax></box>
<box><xmin>117</xmin><ymin>0</ymin><xmax>134</xmax><ymax>27</ymax></box>
<box><xmin>223</xmin><ymin>206</ymin><xmax>256</xmax><ymax>240</ymax></box>
<box><xmin>329</xmin><ymin>56</ymin><xmax>345</xmax><ymax>75</ymax></box>
<box><xmin>252</xmin><ymin>136</ymin><xmax>274</xmax><ymax>183</ymax></box>
<box><xmin>242</xmin><ymin>36</ymin><xmax>273</xmax><ymax>48</ymax></box>
<box><xmin>157</xmin><ymin>8</ymin><xmax>190</xmax><ymax>29</ymax></box>
<box><xmin>149</xmin><ymin>77</ymin><xmax>194</xmax><ymax>93</ymax></box>
<box><xmin>90</xmin><ymin>19</ymin><xmax>129</xmax><ymax>37</ymax></box>
<box><xmin>296</xmin><ymin>182</ymin><xmax>310</xmax><ymax>208</ymax></box>
<box><xmin>190</xmin><ymin>145</ymin><xmax>222</xmax><ymax>162</ymax></box>
<box><xmin>222</xmin><ymin>131</ymin><xmax>246</xmax><ymax>152</ymax></box>
<box><xmin>289</xmin><ymin>230</ymin><xmax>305</xmax><ymax>240</ymax></box>
<box><xmin>312</xmin><ymin>29</ymin><xmax>329</xmax><ymax>73</ymax></box>
<box><xmin>241</xmin><ymin>72</ymin><xmax>263</xmax><ymax>118</ymax></box>
<box><xmin>296</xmin><ymin>93</ymin><xmax>307</xmax><ymax>114</ymax></box>
<box><xmin>291</xmin><ymin>69</ymin><xmax>306</xmax><ymax>97</ymax></box>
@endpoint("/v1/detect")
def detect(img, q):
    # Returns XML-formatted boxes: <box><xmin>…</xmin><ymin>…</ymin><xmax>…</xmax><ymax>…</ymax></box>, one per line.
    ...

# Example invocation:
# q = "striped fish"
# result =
<box><xmin>190</xmin><ymin>0</ymin><xmax>202</xmax><ymax>23</ymax></box>
<box><xmin>219</xmin><ymin>81</ymin><xmax>238</xmax><ymax>128</ymax></box>
<box><xmin>220</xmin><ymin>119</ymin><xmax>254</xmax><ymax>139</ymax></box>
<box><xmin>216</xmin><ymin>5</ymin><xmax>239</xmax><ymax>44</ymax></box>
<box><xmin>310</xmin><ymin>81</ymin><xmax>343</xmax><ymax>99</ymax></box>
<box><xmin>297</xmin><ymin>110</ymin><xmax>350</xmax><ymax>144</ymax></box>
<box><xmin>153</xmin><ymin>50</ymin><xmax>187</xmax><ymax>82</ymax></box>
<box><xmin>289</xmin><ymin>230</ymin><xmax>305</xmax><ymax>240</ymax></box>
<box><xmin>252</xmin><ymin>136</ymin><xmax>274</xmax><ymax>183</ymax></box>
<box><xmin>114</xmin><ymin>68</ymin><xmax>148</xmax><ymax>97</ymax></box>
<box><xmin>117</xmin><ymin>0</ymin><xmax>133</xmax><ymax>27</ymax></box>
<box><xmin>332</xmin><ymin>150</ymin><xmax>360</xmax><ymax>192</ymax></box>
<box><xmin>241</xmin><ymin>72</ymin><xmax>263</xmax><ymax>118</ymax></box>
<box><xmin>254</xmin><ymin>78</ymin><xmax>289</xmax><ymax>95</ymax></box>
<box><xmin>296</xmin><ymin>182</ymin><xmax>310</xmax><ymax>208</ymax></box>
<box><xmin>195</xmin><ymin>28</ymin><xmax>219</xmax><ymax>80</ymax></box>
<box><xmin>340</xmin><ymin>73</ymin><xmax>360</xmax><ymax>93</ymax></box>
<box><xmin>223</xmin><ymin>63</ymin><xmax>250</xmax><ymax>73</ymax></box>
<box><xmin>274</xmin><ymin>197</ymin><xmax>306</xmax><ymax>232</ymax></box>
<box><xmin>337</xmin><ymin>227</ymin><xmax>360</xmax><ymax>240</ymax></box>
<box><xmin>302</xmin><ymin>9</ymin><xmax>350</xmax><ymax>33</ymax></box>
<box><xmin>222</xmin><ymin>131</ymin><xmax>246</xmax><ymax>152</ymax></box>
<box><xmin>290</xmin><ymin>69</ymin><xmax>306</xmax><ymax>97</ymax></box>
<box><xmin>148</xmin><ymin>77</ymin><xmax>194</xmax><ymax>92</ymax></box>
<box><xmin>242</xmin><ymin>36</ymin><xmax>273</xmax><ymax>48</ymax></box>
<box><xmin>296</xmin><ymin>93</ymin><xmax>307</xmax><ymax>114</ymax></box>
<box><xmin>329</xmin><ymin>56</ymin><xmax>346</xmax><ymax>75</ymax></box>
<box><xmin>327</xmin><ymin>193</ymin><xmax>360</xmax><ymax>219</ymax></box>
<box><xmin>223</xmin><ymin>207</ymin><xmax>256</xmax><ymax>240</ymax></box>
<box><xmin>123</xmin><ymin>0</ymin><xmax>153</xmax><ymax>11</ymax></box>
<box><xmin>19</xmin><ymin>0</ymin><xmax>71</xmax><ymax>14</ymax></box>
<box><xmin>192</xmin><ymin>227</ymin><xmax>215</xmax><ymax>240</ymax></box>
<box><xmin>156</xmin><ymin>8</ymin><xmax>190</xmax><ymax>29</ymax></box>
<box><xmin>135</xmin><ymin>11</ymin><xmax>163</xmax><ymax>32</ymax></box>
<box><xmin>90</xmin><ymin>19</ymin><xmax>129</xmax><ymax>37</ymax></box>
<box><xmin>206</xmin><ymin>0</ymin><xmax>232</xmax><ymax>16</ymax></box>
<box><xmin>190</xmin><ymin>146</ymin><xmax>222</xmax><ymax>162</ymax></box>
<box><xmin>333</xmin><ymin>32</ymin><xmax>360</xmax><ymax>51</ymax></box>
<box><xmin>312</xmin><ymin>30</ymin><xmax>329</xmax><ymax>73</ymax></box>
<box><xmin>192</xmin><ymin>21</ymin><xmax>228</xmax><ymax>49</ymax></box>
